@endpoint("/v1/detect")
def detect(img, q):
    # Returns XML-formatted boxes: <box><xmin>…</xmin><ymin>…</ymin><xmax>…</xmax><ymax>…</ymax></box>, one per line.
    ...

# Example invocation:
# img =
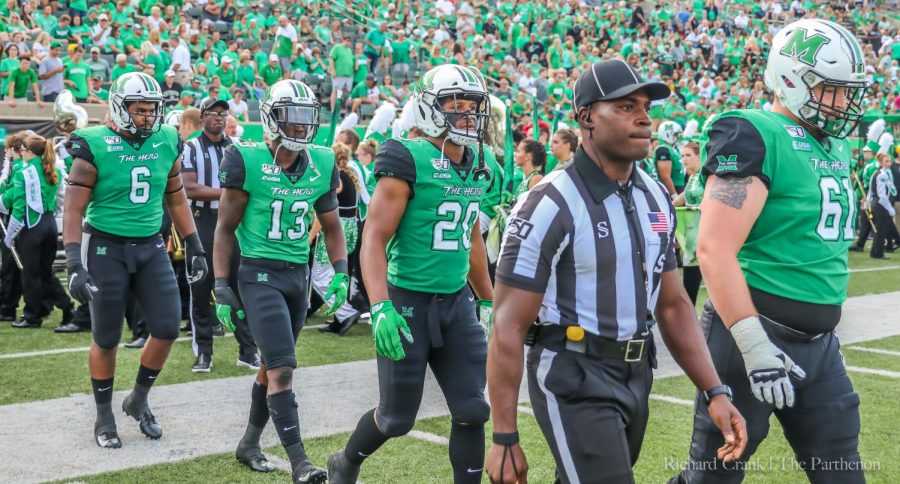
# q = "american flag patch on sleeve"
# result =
<box><xmin>647</xmin><ymin>212</ymin><xmax>668</xmax><ymax>232</ymax></box>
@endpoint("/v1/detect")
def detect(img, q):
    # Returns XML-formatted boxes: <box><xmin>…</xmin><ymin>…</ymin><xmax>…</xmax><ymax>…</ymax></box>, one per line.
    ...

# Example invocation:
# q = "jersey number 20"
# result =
<box><xmin>433</xmin><ymin>201</ymin><xmax>480</xmax><ymax>251</ymax></box>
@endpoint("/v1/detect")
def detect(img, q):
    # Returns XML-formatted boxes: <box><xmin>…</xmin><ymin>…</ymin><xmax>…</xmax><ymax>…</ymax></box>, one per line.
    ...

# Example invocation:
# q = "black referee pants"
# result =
<box><xmin>526</xmin><ymin>335</ymin><xmax>654</xmax><ymax>484</ymax></box>
<box><xmin>671</xmin><ymin>302</ymin><xmax>862</xmax><ymax>484</ymax></box>
<box><xmin>871</xmin><ymin>204</ymin><xmax>893</xmax><ymax>258</ymax></box>
<box><xmin>0</xmin><ymin>215</ymin><xmax>22</xmax><ymax>317</ymax></box>
<box><xmin>187</xmin><ymin>210</ymin><xmax>256</xmax><ymax>358</ymax></box>
<box><xmin>18</xmin><ymin>214</ymin><xmax>72</xmax><ymax>323</ymax></box>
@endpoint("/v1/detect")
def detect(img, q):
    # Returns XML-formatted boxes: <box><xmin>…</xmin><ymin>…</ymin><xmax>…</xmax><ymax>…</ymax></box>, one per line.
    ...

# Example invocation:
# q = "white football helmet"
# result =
<box><xmin>657</xmin><ymin>121</ymin><xmax>683</xmax><ymax>145</ymax></box>
<box><xmin>108</xmin><ymin>72</ymin><xmax>165</xmax><ymax>138</ymax></box>
<box><xmin>412</xmin><ymin>65</ymin><xmax>490</xmax><ymax>146</ymax></box>
<box><xmin>764</xmin><ymin>19</ymin><xmax>868</xmax><ymax>139</ymax></box>
<box><xmin>260</xmin><ymin>79</ymin><xmax>320</xmax><ymax>151</ymax></box>
<box><xmin>164</xmin><ymin>110</ymin><xmax>182</xmax><ymax>127</ymax></box>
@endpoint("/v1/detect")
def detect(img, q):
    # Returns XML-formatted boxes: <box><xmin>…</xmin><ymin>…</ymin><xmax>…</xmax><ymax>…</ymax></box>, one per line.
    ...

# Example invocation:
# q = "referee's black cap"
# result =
<box><xmin>573</xmin><ymin>59</ymin><xmax>670</xmax><ymax>112</ymax></box>
<box><xmin>200</xmin><ymin>97</ymin><xmax>229</xmax><ymax>112</ymax></box>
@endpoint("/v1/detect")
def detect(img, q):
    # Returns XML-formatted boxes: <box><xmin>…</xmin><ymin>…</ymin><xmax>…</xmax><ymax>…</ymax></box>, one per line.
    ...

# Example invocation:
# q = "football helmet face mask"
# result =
<box><xmin>260</xmin><ymin>80</ymin><xmax>320</xmax><ymax>152</ymax></box>
<box><xmin>108</xmin><ymin>72</ymin><xmax>165</xmax><ymax>138</ymax></box>
<box><xmin>764</xmin><ymin>19</ymin><xmax>868</xmax><ymax>139</ymax></box>
<box><xmin>657</xmin><ymin>121</ymin><xmax>683</xmax><ymax>145</ymax></box>
<box><xmin>413</xmin><ymin>65</ymin><xmax>490</xmax><ymax>146</ymax></box>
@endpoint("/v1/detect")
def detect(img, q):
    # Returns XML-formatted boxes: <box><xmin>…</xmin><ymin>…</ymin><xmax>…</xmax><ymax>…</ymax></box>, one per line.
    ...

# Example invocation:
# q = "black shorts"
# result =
<box><xmin>237</xmin><ymin>257</ymin><xmax>309</xmax><ymax>370</ymax></box>
<box><xmin>84</xmin><ymin>228</ymin><xmax>181</xmax><ymax>349</ymax></box>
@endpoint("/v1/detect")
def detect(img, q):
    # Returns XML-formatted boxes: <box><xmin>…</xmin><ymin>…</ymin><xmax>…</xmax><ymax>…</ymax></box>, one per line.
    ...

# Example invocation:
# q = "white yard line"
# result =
<box><xmin>846</xmin><ymin>366</ymin><xmax>900</xmax><ymax>378</ymax></box>
<box><xmin>849</xmin><ymin>265</ymin><xmax>900</xmax><ymax>273</ymax></box>
<box><xmin>517</xmin><ymin>405</ymin><xmax>533</xmax><ymax>415</ymax></box>
<box><xmin>649</xmin><ymin>394</ymin><xmax>694</xmax><ymax>406</ymax></box>
<box><xmin>0</xmin><ymin>325</ymin><xmax>327</xmax><ymax>360</ymax></box>
<box><xmin>407</xmin><ymin>430</ymin><xmax>450</xmax><ymax>446</ymax></box>
<box><xmin>844</xmin><ymin>346</ymin><xmax>900</xmax><ymax>357</ymax></box>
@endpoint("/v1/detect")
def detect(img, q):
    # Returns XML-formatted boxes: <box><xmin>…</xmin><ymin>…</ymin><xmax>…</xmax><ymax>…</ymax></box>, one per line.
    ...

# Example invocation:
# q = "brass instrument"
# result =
<box><xmin>168</xmin><ymin>223</ymin><xmax>186</xmax><ymax>261</ymax></box>
<box><xmin>52</xmin><ymin>90</ymin><xmax>89</xmax><ymax>150</ymax></box>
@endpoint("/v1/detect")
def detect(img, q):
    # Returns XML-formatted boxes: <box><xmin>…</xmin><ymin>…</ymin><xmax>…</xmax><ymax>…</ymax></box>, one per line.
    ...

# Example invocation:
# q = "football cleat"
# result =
<box><xmin>95</xmin><ymin>430</ymin><xmax>122</xmax><ymax>449</ymax></box>
<box><xmin>293</xmin><ymin>460</ymin><xmax>327</xmax><ymax>484</ymax></box>
<box><xmin>327</xmin><ymin>451</ymin><xmax>361</xmax><ymax>484</ymax></box>
<box><xmin>122</xmin><ymin>393</ymin><xmax>162</xmax><ymax>439</ymax></box>
<box><xmin>235</xmin><ymin>441</ymin><xmax>275</xmax><ymax>473</ymax></box>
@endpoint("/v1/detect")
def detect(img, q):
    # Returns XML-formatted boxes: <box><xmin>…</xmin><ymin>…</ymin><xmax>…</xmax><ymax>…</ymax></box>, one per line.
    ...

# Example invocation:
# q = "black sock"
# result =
<box><xmin>128</xmin><ymin>364</ymin><xmax>161</xmax><ymax>414</ymax></box>
<box><xmin>449</xmin><ymin>422</ymin><xmax>485</xmax><ymax>484</ymax></box>
<box><xmin>343</xmin><ymin>408</ymin><xmax>389</xmax><ymax>465</ymax></box>
<box><xmin>240</xmin><ymin>381</ymin><xmax>269</xmax><ymax>447</ymax></box>
<box><xmin>267</xmin><ymin>390</ymin><xmax>308</xmax><ymax>470</ymax></box>
<box><xmin>91</xmin><ymin>377</ymin><xmax>115</xmax><ymax>433</ymax></box>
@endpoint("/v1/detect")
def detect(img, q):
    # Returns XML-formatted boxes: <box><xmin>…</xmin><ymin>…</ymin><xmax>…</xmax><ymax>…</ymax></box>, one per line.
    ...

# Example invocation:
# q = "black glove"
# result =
<box><xmin>65</xmin><ymin>243</ymin><xmax>99</xmax><ymax>303</ymax></box>
<box><xmin>184</xmin><ymin>232</ymin><xmax>208</xmax><ymax>284</ymax></box>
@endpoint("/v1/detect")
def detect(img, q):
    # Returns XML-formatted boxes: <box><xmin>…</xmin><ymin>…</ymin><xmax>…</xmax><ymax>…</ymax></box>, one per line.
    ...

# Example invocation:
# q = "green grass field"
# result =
<box><xmin>52</xmin><ymin>338</ymin><xmax>900</xmax><ymax>484</ymax></box>
<box><xmin>4</xmin><ymin>254</ymin><xmax>898</xmax><ymax>482</ymax></box>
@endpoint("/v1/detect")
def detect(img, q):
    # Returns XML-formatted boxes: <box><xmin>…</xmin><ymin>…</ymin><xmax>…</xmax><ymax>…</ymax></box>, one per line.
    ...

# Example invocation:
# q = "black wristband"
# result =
<box><xmin>64</xmin><ymin>242</ymin><xmax>83</xmax><ymax>270</ymax></box>
<box><xmin>492</xmin><ymin>431</ymin><xmax>519</xmax><ymax>445</ymax></box>
<box><xmin>332</xmin><ymin>258</ymin><xmax>348</xmax><ymax>275</ymax></box>
<box><xmin>214</xmin><ymin>278</ymin><xmax>229</xmax><ymax>288</ymax></box>
<box><xmin>183</xmin><ymin>232</ymin><xmax>205</xmax><ymax>255</ymax></box>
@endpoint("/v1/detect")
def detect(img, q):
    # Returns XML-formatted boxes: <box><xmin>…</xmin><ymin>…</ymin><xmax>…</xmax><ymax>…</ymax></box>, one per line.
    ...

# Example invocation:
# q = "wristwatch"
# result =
<box><xmin>702</xmin><ymin>385</ymin><xmax>733</xmax><ymax>406</ymax></box>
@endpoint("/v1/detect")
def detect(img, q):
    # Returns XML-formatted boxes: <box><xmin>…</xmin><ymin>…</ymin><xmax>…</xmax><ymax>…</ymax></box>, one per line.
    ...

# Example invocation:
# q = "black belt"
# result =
<box><xmin>528</xmin><ymin>324</ymin><xmax>651</xmax><ymax>363</ymax></box>
<box><xmin>240</xmin><ymin>256</ymin><xmax>305</xmax><ymax>270</ymax></box>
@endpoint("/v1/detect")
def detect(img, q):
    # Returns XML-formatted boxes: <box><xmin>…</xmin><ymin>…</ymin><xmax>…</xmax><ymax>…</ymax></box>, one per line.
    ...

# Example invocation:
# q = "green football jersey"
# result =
<box><xmin>68</xmin><ymin>125</ymin><xmax>181</xmax><ymax>237</ymax></box>
<box><xmin>655</xmin><ymin>142</ymin><xmax>685</xmax><ymax>188</ymax></box>
<box><xmin>219</xmin><ymin>140</ymin><xmax>339</xmax><ymax>264</ymax></box>
<box><xmin>374</xmin><ymin>138</ymin><xmax>491</xmax><ymax>293</ymax></box>
<box><xmin>699</xmin><ymin>109</ymin><xmax>856</xmax><ymax>305</ymax></box>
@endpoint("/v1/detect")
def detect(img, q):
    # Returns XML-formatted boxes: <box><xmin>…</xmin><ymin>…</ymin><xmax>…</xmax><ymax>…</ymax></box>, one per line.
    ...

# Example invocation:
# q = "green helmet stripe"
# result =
<box><xmin>138</xmin><ymin>73</ymin><xmax>150</xmax><ymax>91</ymax></box>
<box><xmin>822</xmin><ymin>20</ymin><xmax>863</xmax><ymax>67</ymax></box>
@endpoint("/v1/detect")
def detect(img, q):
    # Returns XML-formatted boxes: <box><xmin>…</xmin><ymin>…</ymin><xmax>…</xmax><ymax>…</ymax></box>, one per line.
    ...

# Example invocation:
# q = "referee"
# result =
<box><xmin>485</xmin><ymin>60</ymin><xmax>747</xmax><ymax>484</ymax></box>
<box><xmin>182</xmin><ymin>98</ymin><xmax>259</xmax><ymax>372</ymax></box>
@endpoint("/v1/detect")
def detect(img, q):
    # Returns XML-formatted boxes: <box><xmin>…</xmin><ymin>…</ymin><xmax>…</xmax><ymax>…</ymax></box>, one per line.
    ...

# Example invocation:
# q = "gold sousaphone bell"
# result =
<box><xmin>168</xmin><ymin>223</ymin><xmax>185</xmax><ymax>261</ymax></box>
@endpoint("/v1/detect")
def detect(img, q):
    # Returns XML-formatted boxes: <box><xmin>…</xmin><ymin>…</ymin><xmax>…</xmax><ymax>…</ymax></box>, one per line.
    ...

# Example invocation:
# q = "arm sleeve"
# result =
<box><xmin>218</xmin><ymin>145</ymin><xmax>247</xmax><ymax>192</ymax></box>
<box><xmin>312</xmin><ymin>163</ymin><xmax>340</xmax><ymax>213</ymax></box>
<box><xmin>654</xmin><ymin>146</ymin><xmax>672</xmax><ymax>162</ymax></box>
<box><xmin>181</xmin><ymin>140</ymin><xmax>196</xmax><ymax>172</ymax></box>
<box><xmin>495</xmin><ymin>186</ymin><xmax>572</xmax><ymax>292</ymax></box>
<box><xmin>66</xmin><ymin>134</ymin><xmax>94</xmax><ymax>165</ymax></box>
<box><xmin>700</xmin><ymin>116</ymin><xmax>770</xmax><ymax>188</ymax></box>
<box><xmin>373</xmin><ymin>139</ymin><xmax>417</xmax><ymax>198</ymax></box>
<box><xmin>8</xmin><ymin>172</ymin><xmax>24</xmax><ymax>221</ymax></box>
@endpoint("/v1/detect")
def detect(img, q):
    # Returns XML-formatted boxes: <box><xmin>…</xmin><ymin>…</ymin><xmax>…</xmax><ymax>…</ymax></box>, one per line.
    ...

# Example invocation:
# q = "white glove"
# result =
<box><xmin>730</xmin><ymin>316</ymin><xmax>806</xmax><ymax>409</ymax></box>
<box><xmin>4</xmin><ymin>217</ymin><xmax>23</xmax><ymax>248</ymax></box>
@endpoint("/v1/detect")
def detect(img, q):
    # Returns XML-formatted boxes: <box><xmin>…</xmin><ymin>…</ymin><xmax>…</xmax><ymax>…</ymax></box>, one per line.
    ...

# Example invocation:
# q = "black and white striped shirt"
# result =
<box><xmin>496</xmin><ymin>147</ymin><xmax>676</xmax><ymax>341</ymax></box>
<box><xmin>181</xmin><ymin>133</ymin><xmax>232</xmax><ymax>210</ymax></box>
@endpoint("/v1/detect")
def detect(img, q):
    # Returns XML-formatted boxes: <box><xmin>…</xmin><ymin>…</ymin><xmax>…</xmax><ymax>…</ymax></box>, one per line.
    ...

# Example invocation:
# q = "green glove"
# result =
<box><xmin>370</xmin><ymin>299</ymin><xmax>413</xmax><ymax>361</ymax></box>
<box><xmin>325</xmin><ymin>272</ymin><xmax>350</xmax><ymax>316</ymax></box>
<box><xmin>213</xmin><ymin>279</ymin><xmax>244</xmax><ymax>333</ymax></box>
<box><xmin>476</xmin><ymin>299</ymin><xmax>493</xmax><ymax>339</ymax></box>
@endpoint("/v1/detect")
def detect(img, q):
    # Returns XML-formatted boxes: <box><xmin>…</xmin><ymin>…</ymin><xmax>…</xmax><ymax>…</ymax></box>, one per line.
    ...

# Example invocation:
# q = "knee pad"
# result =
<box><xmin>148</xmin><ymin>321</ymin><xmax>179</xmax><ymax>341</ymax></box>
<box><xmin>375</xmin><ymin>410</ymin><xmax>416</xmax><ymax>438</ymax></box>
<box><xmin>450</xmin><ymin>397</ymin><xmax>490</xmax><ymax>426</ymax></box>
<box><xmin>266</xmin><ymin>365</ymin><xmax>295</xmax><ymax>389</ymax></box>
<box><xmin>93</xmin><ymin>328</ymin><xmax>123</xmax><ymax>350</ymax></box>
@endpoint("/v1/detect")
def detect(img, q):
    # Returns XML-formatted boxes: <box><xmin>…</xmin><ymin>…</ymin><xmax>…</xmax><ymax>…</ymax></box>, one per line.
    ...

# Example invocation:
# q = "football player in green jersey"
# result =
<box><xmin>214</xmin><ymin>79</ymin><xmax>347</xmax><ymax>484</ymax></box>
<box><xmin>655</xmin><ymin>120</ymin><xmax>685</xmax><ymax>195</ymax></box>
<box><xmin>63</xmin><ymin>72</ymin><xmax>209</xmax><ymax>449</ymax></box>
<box><xmin>672</xmin><ymin>19</ymin><xmax>868</xmax><ymax>484</ymax></box>
<box><xmin>327</xmin><ymin>65</ymin><xmax>494</xmax><ymax>484</ymax></box>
